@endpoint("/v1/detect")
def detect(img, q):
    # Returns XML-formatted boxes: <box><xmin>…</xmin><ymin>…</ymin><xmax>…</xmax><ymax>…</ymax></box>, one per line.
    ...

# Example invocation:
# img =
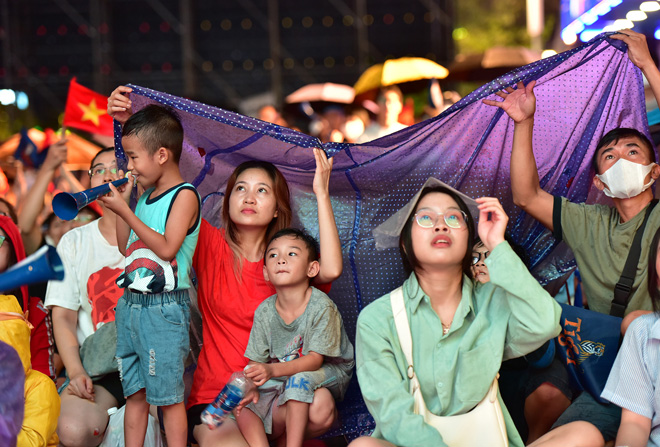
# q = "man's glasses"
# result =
<box><xmin>89</xmin><ymin>165</ymin><xmax>118</xmax><ymax>177</ymax></box>
<box><xmin>413</xmin><ymin>208</ymin><xmax>467</xmax><ymax>229</ymax></box>
<box><xmin>472</xmin><ymin>251</ymin><xmax>490</xmax><ymax>265</ymax></box>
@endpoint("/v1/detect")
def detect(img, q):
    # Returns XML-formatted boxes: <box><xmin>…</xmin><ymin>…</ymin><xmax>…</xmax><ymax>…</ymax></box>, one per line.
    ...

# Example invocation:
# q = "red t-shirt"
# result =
<box><xmin>188</xmin><ymin>220</ymin><xmax>330</xmax><ymax>407</ymax></box>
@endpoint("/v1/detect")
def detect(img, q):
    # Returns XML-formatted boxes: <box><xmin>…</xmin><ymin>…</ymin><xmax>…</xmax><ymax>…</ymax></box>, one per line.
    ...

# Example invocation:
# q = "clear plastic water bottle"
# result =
<box><xmin>200</xmin><ymin>371</ymin><xmax>249</xmax><ymax>429</ymax></box>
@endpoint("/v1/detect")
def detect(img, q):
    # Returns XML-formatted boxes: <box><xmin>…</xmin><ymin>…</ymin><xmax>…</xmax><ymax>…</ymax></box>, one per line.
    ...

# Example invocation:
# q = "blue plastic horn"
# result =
<box><xmin>52</xmin><ymin>177</ymin><xmax>128</xmax><ymax>221</ymax></box>
<box><xmin>0</xmin><ymin>245</ymin><xmax>64</xmax><ymax>292</ymax></box>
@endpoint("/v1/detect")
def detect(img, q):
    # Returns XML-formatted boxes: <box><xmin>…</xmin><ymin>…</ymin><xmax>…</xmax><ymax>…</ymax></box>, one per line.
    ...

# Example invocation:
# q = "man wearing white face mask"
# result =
<box><xmin>486</xmin><ymin>29</ymin><xmax>660</xmax><ymax>447</ymax></box>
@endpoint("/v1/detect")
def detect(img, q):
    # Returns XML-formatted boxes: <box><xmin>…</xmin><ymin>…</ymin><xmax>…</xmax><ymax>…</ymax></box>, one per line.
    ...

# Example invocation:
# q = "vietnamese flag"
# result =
<box><xmin>63</xmin><ymin>78</ymin><xmax>113</xmax><ymax>136</ymax></box>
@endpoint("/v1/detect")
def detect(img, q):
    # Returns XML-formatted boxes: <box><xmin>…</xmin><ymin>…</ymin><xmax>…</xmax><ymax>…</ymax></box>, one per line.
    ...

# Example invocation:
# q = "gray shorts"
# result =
<box><xmin>246</xmin><ymin>363</ymin><xmax>351</xmax><ymax>434</ymax></box>
<box><xmin>552</xmin><ymin>391</ymin><xmax>622</xmax><ymax>442</ymax></box>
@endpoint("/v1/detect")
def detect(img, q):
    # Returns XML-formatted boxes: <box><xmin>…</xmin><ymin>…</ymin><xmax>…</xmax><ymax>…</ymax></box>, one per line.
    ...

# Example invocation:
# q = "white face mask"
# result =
<box><xmin>596</xmin><ymin>159</ymin><xmax>656</xmax><ymax>199</ymax></box>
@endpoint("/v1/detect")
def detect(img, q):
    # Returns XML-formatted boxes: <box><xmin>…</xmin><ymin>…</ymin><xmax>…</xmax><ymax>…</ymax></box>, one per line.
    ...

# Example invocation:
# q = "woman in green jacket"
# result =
<box><xmin>350</xmin><ymin>183</ymin><xmax>565</xmax><ymax>447</ymax></box>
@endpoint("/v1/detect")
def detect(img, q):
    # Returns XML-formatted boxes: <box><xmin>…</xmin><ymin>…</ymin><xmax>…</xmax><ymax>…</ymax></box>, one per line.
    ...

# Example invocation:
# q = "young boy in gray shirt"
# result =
<box><xmin>236</xmin><ymin>228</ymin><xmax>354</xmax><ymax>447</ymax></box>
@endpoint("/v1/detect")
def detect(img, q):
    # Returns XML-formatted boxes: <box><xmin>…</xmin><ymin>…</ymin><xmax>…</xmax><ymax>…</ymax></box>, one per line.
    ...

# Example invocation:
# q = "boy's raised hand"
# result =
<box><xmin>98</xmin><ymin>171</ymin><xmax>134</xmax><ymax>215</ymax></box>
<box><xmin>483</xmin><ymin>81</ymin><xmax>537</xmax><ymax>124</ymax></box>
<box><xmin>475</xmin><ymin>197</ymin><xmax>508</xmax><ymax>252</ymax></box>
<box><xmin>312</xmin><ymin>147</ymin><xmax>333</xmax><ymax>198</ymax></box>
<box><xmin>107</xmin><ymin>85</ymin><xmax>133</xmax><ymax>124</ymax></box>
<box><xmin>244</xmin><ymin>362</ymin><xmax>273</xmax><ymax>387</ymax></box>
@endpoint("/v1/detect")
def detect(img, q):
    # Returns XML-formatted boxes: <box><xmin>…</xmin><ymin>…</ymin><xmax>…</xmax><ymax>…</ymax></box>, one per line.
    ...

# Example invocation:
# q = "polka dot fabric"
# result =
<box><xmin>113</xmin><ymin>33</ymin><xmax>649</xmax><ymax>440</ymax></box>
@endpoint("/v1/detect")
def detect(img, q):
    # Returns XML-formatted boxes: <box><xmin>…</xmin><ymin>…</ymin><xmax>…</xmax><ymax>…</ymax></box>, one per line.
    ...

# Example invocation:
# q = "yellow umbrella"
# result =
<box><xmin>353</xmin><ymin>57</ymin><xmax>449</xmax><ymax>95</ymax></box>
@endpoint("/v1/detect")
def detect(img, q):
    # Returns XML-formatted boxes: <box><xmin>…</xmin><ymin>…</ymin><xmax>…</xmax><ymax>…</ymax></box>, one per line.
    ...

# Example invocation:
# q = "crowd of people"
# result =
<box><xmin>255</xmin><ymin>83</ymin><xmax>459</xmax><ymax>145</ymax></box>
<box><xmin>1</xmin><ymin>28</ymin><xmax>660</xmax><ymax>447</ymax></box>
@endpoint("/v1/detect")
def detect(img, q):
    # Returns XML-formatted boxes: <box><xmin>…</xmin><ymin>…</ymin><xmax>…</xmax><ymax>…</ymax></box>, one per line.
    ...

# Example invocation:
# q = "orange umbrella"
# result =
<box><xmin>0</xmin><ymin>128</ymin><xmax>101</xmax><ymax>170</ymax></box>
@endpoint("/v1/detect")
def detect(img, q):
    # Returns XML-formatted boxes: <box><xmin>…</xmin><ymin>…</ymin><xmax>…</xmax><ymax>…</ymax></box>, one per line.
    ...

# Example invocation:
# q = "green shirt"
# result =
<box><xmin>355</xmin><ymin>242</ymin><xmax>561</xmax><ymax>447</ymax></box>
<box><xmin>555</xmin><ymin>197</ymin><xmax>660</xmax><ymax>315</ymax></box>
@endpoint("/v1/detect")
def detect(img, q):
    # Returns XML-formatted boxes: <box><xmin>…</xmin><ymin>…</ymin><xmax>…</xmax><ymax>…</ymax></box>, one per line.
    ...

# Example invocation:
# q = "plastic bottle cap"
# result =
<box><xmin>107</xmin><ymin>407</ymin><xmax>118</xmax><ymax>416</ymax></box>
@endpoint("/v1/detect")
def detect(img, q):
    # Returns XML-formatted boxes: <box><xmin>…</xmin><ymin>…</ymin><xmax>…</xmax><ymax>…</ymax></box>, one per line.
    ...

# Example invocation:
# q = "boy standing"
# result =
<box><xmin>101</xmin><ymin>104</ymin><xmax>200</xmax><ymax>447</ymax></box>
<box><xmin>237</xmin><ymin>228</ymin><xmax>354</xmax><ymax>447</ymax></box>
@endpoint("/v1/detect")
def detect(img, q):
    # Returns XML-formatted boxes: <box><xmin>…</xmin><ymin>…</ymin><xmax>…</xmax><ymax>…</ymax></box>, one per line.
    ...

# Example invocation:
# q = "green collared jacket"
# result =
<box><xmin>356</xmin><ymin>242</ymin><xmax>562</xmax><ymax>447</ymax></box>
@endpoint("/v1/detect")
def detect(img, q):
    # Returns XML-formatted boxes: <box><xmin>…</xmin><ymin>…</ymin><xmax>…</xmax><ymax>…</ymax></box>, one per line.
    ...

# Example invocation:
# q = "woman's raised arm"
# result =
<box><xmin>312</xmin><ymin>148</ymin><xmax>343</xmax><ymax>284</ymax></box>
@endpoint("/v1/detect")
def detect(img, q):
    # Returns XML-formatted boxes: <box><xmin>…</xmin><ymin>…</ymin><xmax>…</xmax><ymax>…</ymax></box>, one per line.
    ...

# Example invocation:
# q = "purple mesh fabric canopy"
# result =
<box><xmin>114</xmin><ymin>33</ymin><xmax>649</xmax><ymax>438</ymax></box>
<box><xmin>0</xmin><ymin>341</ymin><xmax>25</xmax><ymax>447</ymax></box>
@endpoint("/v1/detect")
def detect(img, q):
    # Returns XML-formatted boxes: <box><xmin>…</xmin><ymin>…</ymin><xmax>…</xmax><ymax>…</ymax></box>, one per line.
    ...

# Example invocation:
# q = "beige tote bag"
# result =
<box><xmin>390</xmin><ymin>287</ymin><xmax>509</xmax><ymax>447</ymax></box>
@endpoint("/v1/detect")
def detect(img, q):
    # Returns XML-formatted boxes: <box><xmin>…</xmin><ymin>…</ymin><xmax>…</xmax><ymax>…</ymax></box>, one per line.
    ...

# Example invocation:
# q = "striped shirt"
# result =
<box><xmin>601</xmin><ymin>313</ymin><xmax>660</xmax><ymax>447</ymax></box>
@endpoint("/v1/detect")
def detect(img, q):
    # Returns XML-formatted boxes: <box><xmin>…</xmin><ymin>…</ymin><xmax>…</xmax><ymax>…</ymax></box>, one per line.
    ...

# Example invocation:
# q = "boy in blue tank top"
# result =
<box><xmin>100</xmin><ymin>104</ymin><xmax>200</xmax><ymax>447</ymax></box>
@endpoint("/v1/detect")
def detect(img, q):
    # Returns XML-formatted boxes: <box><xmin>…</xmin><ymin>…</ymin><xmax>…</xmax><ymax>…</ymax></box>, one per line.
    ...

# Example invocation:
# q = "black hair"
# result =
<box><xmin>471</xmin><ymin>233</ymin><xmax>530</xmax><ymax>279</ymax></box>
<box><xmin>0</xmin><ymin>197</ymin><xmax>18</xmax><ymax>224</ymax></box>
<box><xmin>592</xmin><ymin>128</ymin><xmax>656</xmax><ymax>174</ymax></box>
<box><xmin>89</xmin><ymin>147</ymin><xmax>116</xmax><ymax>171</ymax></box>
<box><xmin>265</xmin><ymin>228</ymin><xmax>320</xmax><ymax>263</ymax></box>
<box><xmin>647</xmin><ymin>226</ymin><xmax>660</xmax><ymax>314</ymax></box>
<box><xmin>122</xmin><ymin>104</ymin><xmax>184</xmax><ymax>162</ymax></box>
<box><xmin>399</xmin><ymin>185</ymin><xmax>475</xmax><ymax>276</ymax></box>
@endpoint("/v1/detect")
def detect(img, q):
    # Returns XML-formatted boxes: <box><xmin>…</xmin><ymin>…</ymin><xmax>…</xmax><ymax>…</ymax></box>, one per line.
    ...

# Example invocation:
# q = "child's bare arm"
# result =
<box><xmin>103</xmin><ymin>184</ymin><xmax>198</xmax><ymax>261</ymax></box>
<box><xmin>312</xmin><ymin>148</ymin><xmax>342</xmax><ymax>285</ymax></box>
<box><xmin>116</xmin><ymin>216</ymin><xmax>130</xmax><ymax>256</ymax></box>
<box><xmin>615</xmin><ymin>408</ymin><xmax>651</xmax><ymax>447</ymax></box>
<box><xmin>245</xmin><ymin>352</ymin><xmax>324</xmax><ymax>387</ymax></box>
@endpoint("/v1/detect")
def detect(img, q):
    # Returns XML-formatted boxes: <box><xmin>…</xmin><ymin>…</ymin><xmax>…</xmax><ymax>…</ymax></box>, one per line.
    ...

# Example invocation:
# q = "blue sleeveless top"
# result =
<box><xmin>118</xmin><ymin>183</ymin><xmax>200</xmax><ymax>293</ymax></box>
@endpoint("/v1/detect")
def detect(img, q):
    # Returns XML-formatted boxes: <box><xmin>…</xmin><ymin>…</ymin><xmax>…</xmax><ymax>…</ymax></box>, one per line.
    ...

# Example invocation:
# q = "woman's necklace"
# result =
<box><xmin>441</xmin><ymin>320</ymin><xmax>452</xmax><ymax>335</ymax></box>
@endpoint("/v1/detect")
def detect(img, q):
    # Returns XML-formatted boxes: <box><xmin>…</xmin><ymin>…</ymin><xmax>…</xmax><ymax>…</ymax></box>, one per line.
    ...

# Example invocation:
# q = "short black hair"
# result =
<box><xmin>399</xmin><ymin>185</ymin><xmax>475</xmax><ymax>276</ymax></box>
<box><xmin>266</xmin><ymin>228</ymin><xmax>320</xmax><ymax>263</ymax></box>
<box><xmin>122</xmin><ymin>104</ymin><xmax>184</xmax><ymax>163</ymax></box>
<box><xmin>592</xmin><ymin>128</ymin><xmax>656</xmax><ymax>174</ymax></box>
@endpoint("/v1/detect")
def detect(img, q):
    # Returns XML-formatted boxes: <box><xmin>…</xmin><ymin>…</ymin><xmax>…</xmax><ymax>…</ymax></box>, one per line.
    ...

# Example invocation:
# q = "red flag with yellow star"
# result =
<box><xmin>63</xmin><ymin>78</ymin><xmax>113</xmax><ymax>136</ymax></box>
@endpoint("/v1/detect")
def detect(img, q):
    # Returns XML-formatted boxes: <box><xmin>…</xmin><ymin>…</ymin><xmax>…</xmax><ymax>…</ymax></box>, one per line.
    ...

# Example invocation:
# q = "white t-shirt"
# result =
<box><xmin>44</xmin><ymin>219</ymin><xmax>125</xmax><ymax>345</ymax></box>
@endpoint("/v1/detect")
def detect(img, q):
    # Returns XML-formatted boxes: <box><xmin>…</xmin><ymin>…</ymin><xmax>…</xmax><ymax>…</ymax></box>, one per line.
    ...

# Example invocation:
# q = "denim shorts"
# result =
<box><xmin>115</xmin><ymin>289</ymin><xmax>191</xmax><ymax>406</ymax></box>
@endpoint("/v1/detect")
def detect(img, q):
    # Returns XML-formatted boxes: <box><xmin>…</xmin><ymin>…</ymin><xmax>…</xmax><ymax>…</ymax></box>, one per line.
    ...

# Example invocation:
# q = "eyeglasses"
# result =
<box><xmin>89</xmin><ymin>165</ymin><xmax>118</xmax><ymax>177</ymax></box>
<box><xmin>472</xmin><ymin>251</ymin><xmax>490</xmax><ymax>265</ymax></box>
<box><xmin>413</xmin><ymin>208</ymin><xmax>467</xmax><ymax>229</ymax></box>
